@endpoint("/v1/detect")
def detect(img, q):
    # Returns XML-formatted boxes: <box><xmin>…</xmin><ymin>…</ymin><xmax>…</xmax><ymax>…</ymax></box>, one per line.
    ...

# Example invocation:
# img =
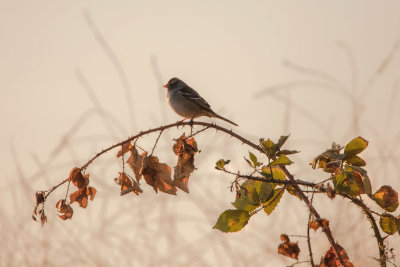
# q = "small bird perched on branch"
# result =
<box><xmin>163</xmin><ymin>77</ymin><xmax>238</xmax><ymax>126</ymax></box>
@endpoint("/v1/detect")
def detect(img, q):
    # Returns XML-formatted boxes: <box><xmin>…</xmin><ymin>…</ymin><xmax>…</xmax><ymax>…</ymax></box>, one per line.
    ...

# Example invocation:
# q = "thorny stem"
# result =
<box><xmin>219</xmin><ymin>168</ymin><xmax>317</xmax><ymax>187</ymax></box>
<box><xmin>42</xmin><ymin>120</ymin><xmax>346</xmax><ymax>265</ymax></box>
<box><xmin>345</xmin><ymin>195</ymin><xmax>386</xmax><ymax>267</ymax></box>
<box><xmin>307</xmin><ymin>191</ymin><xmax>316</xmax><ymax>267</ymax></box>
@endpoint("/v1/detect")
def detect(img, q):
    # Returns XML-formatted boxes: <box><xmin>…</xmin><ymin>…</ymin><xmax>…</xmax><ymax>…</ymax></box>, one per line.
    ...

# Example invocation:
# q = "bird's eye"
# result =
<box><xmin>169</xmin><ymin>78</ymin><xmax>177</xmax><ymax>85</ymax></box>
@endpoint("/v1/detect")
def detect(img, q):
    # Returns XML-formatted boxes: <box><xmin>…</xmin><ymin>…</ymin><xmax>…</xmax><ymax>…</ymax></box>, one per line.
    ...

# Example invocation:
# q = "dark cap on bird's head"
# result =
<box><xmin>163</xmin><ymin>77</ymin><xmax>181</xmax><ymax>89</ymax></box>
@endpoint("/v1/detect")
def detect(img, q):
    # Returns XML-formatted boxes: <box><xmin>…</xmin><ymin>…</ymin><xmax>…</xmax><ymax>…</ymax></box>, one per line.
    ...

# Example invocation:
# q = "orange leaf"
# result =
<box><xmin>321</xmin><ymin>244</ymin><xmax>354</xmax><ymax>267</ymax></box>
<box><xmin>141</xmin><ymin>156</ymin><xmax>176</xmax><ymax>195</ymax></box>
<box><xmin>87</xmin><ymin>186</ymin><xmax>97</xmax><ymax>201</ymax></box>
<box><xmin>141</xmin><ymin>156</ymin><xmax>158</xmax><ymax>190</ymax></box>
<box><xmin>172</xmin><ymin>134</ymin><xmax>198</xmax><ymax>193</ymax></box>
<box><xmin>309</xmin><ymin>220</ymin><xmax>320</xmax><ymax>231</ymax></box>
<box><xmin>321</xmin><ymin>218</ymin><xmax>330</xmax><ymax>228</ymax></box>
<box><xmin>115</xmin><ymin>172</ymin><xmax>142</xmax><ymax>196</ymax></box>
<box><xmin>277</xmin><ymin>234</ymin><xmax>300</xmax><ymax>260</ymax></box>
<box><xmin>68</xmin><ymin>168</ymin><xmax>87</xmax><ymax>189</ymax></box>
<box><xmin>116</xmin><ymin>142</ymin><xmax>131</xmax><ymax>158</ymax></box>
<box><xmin>56</xmin><ymin>199</ymin><xmax>73</xmax><ymax>220</ymax></box>
<box><xmin>156</xmin><ymin>163</ymin><xmax>176</xmax><ymax>195</ymax></box>
<box><xmin>70</xmin><ymin>188</ymin><xmax>88</xmax><ymax>208</ymax></box>
<box><xmin>127</xmin><ymin>146</ymin><xmax>146</xmax><ymax>182</ymax></box>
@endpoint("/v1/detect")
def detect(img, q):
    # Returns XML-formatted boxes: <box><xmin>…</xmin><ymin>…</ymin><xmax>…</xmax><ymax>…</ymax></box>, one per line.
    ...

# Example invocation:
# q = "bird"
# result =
<box><xmin>163</xmin><ymin>77</ymin><xmax>238</xmax><ymax>126</ymax></box>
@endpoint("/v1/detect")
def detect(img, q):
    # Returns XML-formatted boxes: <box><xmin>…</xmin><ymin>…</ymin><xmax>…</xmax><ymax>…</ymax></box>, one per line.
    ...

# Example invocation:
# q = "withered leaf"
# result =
<box><xmin>115</xmin><ymin>172</ymin><xmax>142</xmax><ymax>196</ymax></box>
<box><xmin>309</xmin><ymin>220</ymin><xmax>320</xmax><ymax>231</ymax></box>
<box><xmin>116</xmin><ymin>142</ymin><xmax>131</xmax><ymax>158</ymax></box>
<box><xmin>320</xmin><ymin>244</ymin><xmax>354</xmax><ymax>267</ymax></box>
<box><xmin>321</xmin><ymin>218</ymin><xmax>330</xmax><ymax>228</ymax></box>
<box><xmin>35</xmin><ymin>191</ymin><xmax>45</xmax><ymax>205</ymax></box>
<box><xmin>68</xmin><ymin>168</ymin><xmax>88</xmax><ymax>189</ymax></box>
<box><xmin>172</xmin><ymin>134</ymin><xmax>198</xmax><ymax>193</ymax></box>
<box><xmin>40</xmin><ymin>211</ymin><xmax>47</xmax><ymax>227</ymax></box>
<box><xmin>373</xmin><ymin>185</ymin><xmax>399</xmax><ymax>212</ymax></box>
<box><xmin>127</xmin><ymin>146</ymin><xmax>146</xmax><ymax>182</ymax></box>
<box><xmin>70</xmin><ymin>188</ymin><xmax>88</xmax><ymax>208</ymax></box>
<box><xmin>141</xmin><ymin>156</ymin><xmax>176</xmax><ymax>195</ymax></box>
<box><xmin>56</xmin><ymin>199</ymin><xmax>73</xmax><ymax>220</ymax></box>
<box><xmin>277</xmin><ymin>234</ymin><xmax>300</xmax><ymax>260</ymax></box>
<box><xmin>70</xmin><ymin>186</ymin><xmax>97</xmax><ymax>208</ymax></box>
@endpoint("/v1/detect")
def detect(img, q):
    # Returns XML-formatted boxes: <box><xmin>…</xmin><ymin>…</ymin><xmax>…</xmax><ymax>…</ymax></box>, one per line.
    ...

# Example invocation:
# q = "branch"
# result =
<box><xmin>219</xmin><ymin>168</ymin><xmax>317</xmax><ymax>187</ymax></box>
<box><xmin>41</xmin><ymin>120</ymin><xmax>346</xmax><ymax>265</ymax></box>
<box><xmin>345</xmin><ymin>196</ymin><xmax>386</xmax><ymax>267</ymax></box>
<box><xmin>281</xmin><ymin>166</ymin><xmax>346</xmax><ymax>266</ymax></box>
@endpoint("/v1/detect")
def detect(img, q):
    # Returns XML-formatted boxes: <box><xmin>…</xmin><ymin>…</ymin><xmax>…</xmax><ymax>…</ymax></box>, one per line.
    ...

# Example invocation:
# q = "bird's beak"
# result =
<box><xmin>163</xmin><ymin>84</ymin><xmax>168</xmax><ymax>88</ymax></box>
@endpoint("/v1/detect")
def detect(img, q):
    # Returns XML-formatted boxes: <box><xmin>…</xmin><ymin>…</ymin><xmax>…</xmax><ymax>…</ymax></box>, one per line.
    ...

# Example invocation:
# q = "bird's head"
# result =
<box><xmin>163</xmin><ymin>77</ymin><xmax>183</xmax><ymax>90</ymax></box>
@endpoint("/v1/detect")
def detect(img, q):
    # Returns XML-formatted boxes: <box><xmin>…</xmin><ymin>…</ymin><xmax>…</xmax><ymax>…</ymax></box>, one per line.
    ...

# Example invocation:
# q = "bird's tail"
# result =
<box><xmin>213</xmin><ymin>113</ymin><xmax>238</xmax><ymax>126</ymax></box>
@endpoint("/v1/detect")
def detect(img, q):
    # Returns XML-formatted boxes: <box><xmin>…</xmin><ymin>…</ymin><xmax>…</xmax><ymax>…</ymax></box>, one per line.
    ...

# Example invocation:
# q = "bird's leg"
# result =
<box><xmin>189</xmin><ymin>118</ymin><xmax>194</xmax><ymax>135</ymax></box>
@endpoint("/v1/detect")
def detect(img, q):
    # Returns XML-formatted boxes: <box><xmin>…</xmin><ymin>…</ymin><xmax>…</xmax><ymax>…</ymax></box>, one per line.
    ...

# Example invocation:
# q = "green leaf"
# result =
<box><xmin>344</xmin><ymin>137</ymin><xmax>368</xmax><ymax>157</ymax></box>
<box><xmin>263</xmin><ymin>189</ymin><xmax>284</xmax><ymax>215</ymax></box>
<box><xmin>258</xmin><ymin>182</ymin><xmax>274</xmax><ymax>203</ymax></box>
<box><xmin>379</xmin><ymin>214</ymin><xmax>398</xmax><ymax>235</ymax></box>
<box><xmin>373</xmin><ymin>186</ymin><xmax>399</xmax><ymax>212</ymax></box>
<box><xmin>333</xmin><ymin>171</ymin><xmax>360</xmax><ymax>197</ymax></box>
<box><xmin>344</xmin><ymin>165</ymin><xmax>372</xmax><ymax>195</ymax></box>
<box><xmin>232</xmin><ymin>194</ymin><xmax>258</xmax><ymax>212</ymax></box>
<box><xmin>232</xmin><ymin>180</ymin><xmax>264</xmax><ymax>212</ymax></box>
<box><xmin>216</xmin><ymin>159</ymin><xmax>230</xmax><ymax>169</ymax></box>
<box><xmin>249</xmin><ymin>152</ymin><xmax>259</xmax><ymax>167</ymax></box>
<box><xmin>345</xmin><ymin>155</ymin><xmax>366</xmax><ymax>166</ymax></box>
<box><xmin>260</xmin><ymin>138</ymin><xmax>276</xmax><ymax>158</ymax></box>
<box><xmin>277</xmin><ymin>135</ymin><xmax>290</xmax><ymax>150</ymax></box>
<box><xmin>213</xmin><ymin>209</ymin><xmax>250</xmax><ymax>233</ymax></box>
<box><xmin>269</xmin><ymin>155</ymin><xmax>293</xmax><ymax>166</ymax></box>
<box><xmin>397</xmin><ymin>218</ymin><xmax>400</xmax><ymax>236</ymax></box>
<box><xmin>241</xmin><ymin>180</ymin><xmax>260</xmax><ymax>205</ymax></box>
<box><xmin>261</xmin><ymin>166</ymin><xmax>286</xmax><ymax>188</ymax></box>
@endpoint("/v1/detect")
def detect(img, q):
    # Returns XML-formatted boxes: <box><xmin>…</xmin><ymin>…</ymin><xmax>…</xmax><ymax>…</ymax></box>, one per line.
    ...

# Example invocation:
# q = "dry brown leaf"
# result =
<box><xmin>309</xmin><ymin>220</ymin><xmax>320</xmax><ymax>231</ymax></box>
<box><xmin>69</xmin><ymin>170</ymin><xmax>96</xmax><ymax>208</ymax></box>
<box><xmin>321</xmin><ymin>218</ymin><xmax>330</xmax><ymax>228</ymax></box>
<box><xmin>278</xmin><ymin>234</ymin><xmax>300</xmax><ymax>260</ymax></box>
<box><xmin>68</xmin><ymin>168</ymin><xmax>88</xmax><ymax>189</ymax></box>
<box><xmin>320</xmin><ymin>244</ymin><xmax>354</xmax><ymax>267</ymax></box>
<box><xmin>141</xmin><ymin>156</ymin><xmax>176</xmax><ymax>195</ymax></box>
<box><xmin>115</xmin><ymin>172</ymin><xmax>142</xmax><ymax>196</ymax></box>
<box><xmin>172</xmin><ymin>134</ymin><xmax>198</xmax><ymax>193</ymax></box>
<box><xmin>56</xmin><ymin>199</ymin><xmax>73</xmax><ymax>220</ymax></box>
<box><xmin>70</xmin><ymin>188</ymin><xmax>89</xmax><ymax>208</ymax></box>
<box><xmin>127</xmin><ymin>146</ymin><xmax>146</xmax><ymax>182</ymax></box>
<box><xmin>116</xmin><ymin>142</ymin><xmax>131</xmax><ymax>158</ymax></box>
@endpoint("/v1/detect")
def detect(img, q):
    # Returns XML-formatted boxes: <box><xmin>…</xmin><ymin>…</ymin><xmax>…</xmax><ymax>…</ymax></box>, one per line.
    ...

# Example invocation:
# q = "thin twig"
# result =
<box><xmin>150</xmin><ymin>130</ymin><xmax>163</xmax><ymax>156</ymax></box>
<box><xmin>185</xmin><ymin>125</ymin><xmax>212</xmax><ymax>139</ymax></box>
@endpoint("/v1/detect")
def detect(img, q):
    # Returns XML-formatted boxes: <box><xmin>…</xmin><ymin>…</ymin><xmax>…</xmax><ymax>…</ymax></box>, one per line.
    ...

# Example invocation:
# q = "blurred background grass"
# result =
<box><xmin>1</xmin><ymin>1</ymin><xmax>400</xmax><ymax>266</ymax></box>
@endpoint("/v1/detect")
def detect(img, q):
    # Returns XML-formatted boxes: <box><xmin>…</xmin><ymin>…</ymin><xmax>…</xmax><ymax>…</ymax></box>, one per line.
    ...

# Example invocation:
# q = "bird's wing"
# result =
<box><xmin>178</xmin><ymin>86</ymin><xmax>212</xmax><ymax>110</ymax></box>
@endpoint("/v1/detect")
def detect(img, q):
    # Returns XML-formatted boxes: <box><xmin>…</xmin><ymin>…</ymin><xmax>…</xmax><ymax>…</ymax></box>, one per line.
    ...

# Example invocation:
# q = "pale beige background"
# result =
<box><xmin>1</xmin><ymin>1</ymin><xmax>400</xmax><ymax>266</ymax></box>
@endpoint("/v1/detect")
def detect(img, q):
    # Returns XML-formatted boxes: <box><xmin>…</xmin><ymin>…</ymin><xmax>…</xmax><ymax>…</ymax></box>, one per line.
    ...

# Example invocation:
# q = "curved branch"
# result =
<box><xmin>42</xmin><ymin>120</ymin><xmax>345</xmax><ymax>265</ymax></box>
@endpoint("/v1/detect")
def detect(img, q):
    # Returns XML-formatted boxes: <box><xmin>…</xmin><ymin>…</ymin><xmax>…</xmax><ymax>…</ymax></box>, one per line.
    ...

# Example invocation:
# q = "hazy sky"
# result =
<box><xmin>1</xmin><ymin>1</ymin><xmax>400</xmax><ymax>266</ymax></box>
